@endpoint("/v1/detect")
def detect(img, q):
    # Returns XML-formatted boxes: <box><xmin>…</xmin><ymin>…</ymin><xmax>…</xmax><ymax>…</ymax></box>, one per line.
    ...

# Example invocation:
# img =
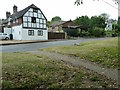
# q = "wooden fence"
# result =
<box><xmin>48</xmin><ymin>32</ymin><xmax>66</xmax><ymax>39</ymax></box>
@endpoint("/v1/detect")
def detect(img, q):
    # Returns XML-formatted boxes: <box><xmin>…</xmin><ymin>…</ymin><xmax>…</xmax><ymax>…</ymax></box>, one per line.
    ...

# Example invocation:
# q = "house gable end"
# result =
<box><xmin>22</xmin><ymin>6</ymin><xmax>47</xmax><ymax>29</ymax></box>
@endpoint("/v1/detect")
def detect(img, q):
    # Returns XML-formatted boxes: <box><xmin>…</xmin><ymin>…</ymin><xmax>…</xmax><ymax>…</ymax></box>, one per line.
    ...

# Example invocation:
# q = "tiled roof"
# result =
<box><xmin>49</xmin><ymin>21</ymin><xmax>66</xmax><ymax>27</ymax></box>
<box><xmin>2</xmin><ymin>4</ymin><xmax>47</xmax><ymax>24</ymax></box>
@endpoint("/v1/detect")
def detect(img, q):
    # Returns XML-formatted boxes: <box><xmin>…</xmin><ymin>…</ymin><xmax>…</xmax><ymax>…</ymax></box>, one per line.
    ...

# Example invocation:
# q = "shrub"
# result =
<box><xmin>105</xmin><ymin>30</ymin><xmax>112</xmax><ymax>37</ymax></box>
<box><xmin>92</xmin><ymin>27</ymin><xmax>106</xmax><ymax>37</ymax></box>
<box><xmin>63</xmin><ymin>28</ymin><xmax>79</xmax><ymax>37</ymax></box>
<box><xmin>80</xmin><ymin>31</ymin><xmax>90</xmax><ymax>37</ymax></box>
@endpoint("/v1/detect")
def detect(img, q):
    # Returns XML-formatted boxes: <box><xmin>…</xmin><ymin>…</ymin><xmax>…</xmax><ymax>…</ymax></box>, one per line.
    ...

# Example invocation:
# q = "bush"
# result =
<box><xmin>105</xmin><ymin>30</ymin><xmax>112</xmax><ymax>37</ymax></box>
<box><xmin>80</xmin><ymin>31</ymin><xmax>90</xmax><ymax>37</ymax></box>
<box><xmin>92</xmin><ymin>27</ymin><xmax>106</xmax><ymax>37</ymax></box>
<box><xmin>63</xmin><ymin>28</ymin><xmax>79</xmax><ymax>37</ymax></box>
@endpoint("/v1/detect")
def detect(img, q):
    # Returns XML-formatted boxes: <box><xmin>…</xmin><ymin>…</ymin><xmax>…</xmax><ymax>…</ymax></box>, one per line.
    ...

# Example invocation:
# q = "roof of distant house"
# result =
<box><xmin>49</xmin><ymin>21</ymin><xmax>66</xmax><ymax>27</ymax></box>
<box><xmin>2</xmin><ymin>4</ymin><xmax>47</xmax><ymax>24</ymax></box>
<box><xmin>49</xmin><ymin>20</ymin><xmax>74</xmax><ymax>27</ymax></box>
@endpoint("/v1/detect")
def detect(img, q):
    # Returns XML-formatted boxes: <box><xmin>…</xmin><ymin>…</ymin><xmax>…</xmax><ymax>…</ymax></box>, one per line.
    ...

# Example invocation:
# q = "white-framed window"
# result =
<box><xmin>37</xmin><ymin>23</ymin><xmax>39</xmax><ymax>28</ymax></box>
<box><xmin>31</xmin><ymin>17</ymin><xmax>36</xmax><ymax>23</ymax></box>
<box><xmin>43</xmin><ymin>19</ymin><xmax>46</xmax><ymax>24</ymax></box>
<box><xmin>28</xmin><ymin>17</ymin><xmax>31</xmax><ymax>22</ymax></box>
<box><xmin>36</xmin><ymin>18</ymin><xmax>39</xmax><ymax>23</ymax></box>
<box><xmin>23</xmin><ymin>23</ymin><xmax>27</xmax><ymax>27</ymax></box>
<box><xmin>30</xmin><ymin>12</ymin><xmax>33</xmax><ymax>17</ymax></box>
<box><xmin>33</xmin><ymin>23</ymin><xmax>36</xmax><ymax>27</ymax></box>
<box><xmin>28</xmin><ymin>23</ymin><xmax>31</xmax><ymax>27</ymax></box>
<box><xmin>40</xmin><ymin>19</ymin><xmax>42</xmax><ymax>23</ymax></box>
<box><xmin>28</xmin><ymin>30</ymin><xmax>34</xmax><ymax>36</ymax></box>
<box><xmin>40</xmin><ymin>24</ymin><xmax>43</xmax><ymax>28</ymax></box>
<box><xmin>23</xmin><ymin>17</ymin><xmax>27</xmax><ymax>22</ymax></box>
<box><xmin>44</xmin><ymin>24</ymin><xmax>46</xmax><ymax>28</ymax></box>
<box><xmin>38</xmin><ymin>30</ymin><xmax>43</xmax><ymax>36</ymax></box>
<box><xmin>34</xmin><ymin>13</ymin><xmax>37</xmax><ymax>17</ymax></box>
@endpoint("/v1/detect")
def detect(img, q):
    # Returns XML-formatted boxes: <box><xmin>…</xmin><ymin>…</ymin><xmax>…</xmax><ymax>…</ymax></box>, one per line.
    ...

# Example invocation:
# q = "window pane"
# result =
<box><xmin>44</xmin><ymin>24</ymin><xmax>46</xmax><ymax>28</ymax></box>
<box><xmin>37</xmin><ymin>23</ymin><xmax>39</xmax><ymax>28</ymax></box>
<box><xmin>44</xmin><ymin>20</ymin><xmax>46</xmax><ymax>24</ymax></box>
<box><xmin>28</xmin><ymin>30</ymin><xmax>34</xmax><ymax>36</ymax></box>
<box><xmin>28</xmin><ymin>17</ymin><xmax>31</xmax><ymax>22</ymax></box>
<box><xmin>30</xmin><ymin>12</ymin><xmax>33</xmax><ymax>17</ymax></box>
<box><xmin>38</xmin><ymin>30</ymin><xmax>43</xmax><ymax>36</ymax></box>
<box><xmin>23</xmin><ymin>17</ymin><xmax>27</xmax><ymax>22</ymax></box>
<box><xmin>36</xmin><ymin>18</ymin><xmax>39</xmax><ymax>23</ymax></box>
<box><xmin>31</xmin><ymin>17</ymin><xmax>36</xmax><ymax>23</ymax></box>
<box><xmin>23</xmin><ymin>23</ymin><xmax>27</xmax><ymax>27</ymax></box>
<box><xmin>40</xmin><ymin>24</ymin><xmax>42</xmax><ymax>28</ymax></box>
<box><xmin>34</xmin><ymin>13</ymin><xmax>37</xmax><ymax>17</ymax></box>
<box><xmin>32</xmin><ymin>23</ymin><xmax>34</xmax><ymax>27</ymax></box>
<box><xmin>40</xmin><ymin>19</ymin><xmax>42</xmax><ymax>23</ymax></box>
<box><xmin>33</xmin><ymin>23</ymin><xmax>36</xmax><ymax>27</ymax></box>
<box><xmin>28</xmin><ymin>23</ymin><xmax>31</xmax><ymax>27</ymax></box>
<box><xmin>38</xmin><ymin>14</ymin><xmax>41</xmax><ymax>18</ymax></box>
<box><xmin>40</xmin><ymin>14</ymin><xmax>42</xmax><ymax>18</ymax></box>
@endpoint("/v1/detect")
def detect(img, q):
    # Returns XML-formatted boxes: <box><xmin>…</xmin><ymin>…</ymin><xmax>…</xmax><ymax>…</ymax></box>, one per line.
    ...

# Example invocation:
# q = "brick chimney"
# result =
<box><xmin>13</xmin><ymin>5</ymin><xmax>17</xmax><ymax>14</ymax></box>
<box><xmin>6</xmin><ymin>12</ymin><xmax>11</xmax><ymax>18</ymax></box>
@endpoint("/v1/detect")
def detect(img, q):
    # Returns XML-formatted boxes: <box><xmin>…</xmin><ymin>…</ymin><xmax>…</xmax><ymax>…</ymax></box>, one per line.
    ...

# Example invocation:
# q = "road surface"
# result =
<box><xmin>1</xmin><ymin>38</ymin><xmax>111</xmax><ymax>52</ymax></box>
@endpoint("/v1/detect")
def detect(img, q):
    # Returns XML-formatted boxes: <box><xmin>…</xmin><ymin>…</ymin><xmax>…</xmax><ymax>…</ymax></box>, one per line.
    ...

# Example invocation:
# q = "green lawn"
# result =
<box><xmin>2</xmin><ymin>52</ymin><xmax>117</xmax><ymax>89</ymax></box>
<box><xmin>42</xmin><ymin>38</ymin><xmax>118</xmax><ymax>69</ymax></box>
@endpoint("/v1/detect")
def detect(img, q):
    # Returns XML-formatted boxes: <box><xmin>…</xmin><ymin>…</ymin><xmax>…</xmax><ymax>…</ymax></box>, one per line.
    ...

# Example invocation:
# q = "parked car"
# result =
<box><xmin>0</xmin><ymin>33</ymin><xmax>10</xmax><ymax>40</ymax></box>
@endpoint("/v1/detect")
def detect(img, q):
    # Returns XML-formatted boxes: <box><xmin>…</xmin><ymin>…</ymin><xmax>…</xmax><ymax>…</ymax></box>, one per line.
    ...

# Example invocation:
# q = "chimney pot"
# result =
<box><xmin>13</xmin><ymin>5</ymin><xmax>18</xmax><ymax>14</ymax></box>
<box><xmin>6</xmin><ymin>12</ymin><xmax>11</xmax><ymax>18</ymax></box>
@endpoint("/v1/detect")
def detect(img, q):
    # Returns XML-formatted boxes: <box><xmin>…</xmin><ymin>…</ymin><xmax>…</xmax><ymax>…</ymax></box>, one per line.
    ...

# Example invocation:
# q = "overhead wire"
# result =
<box><xmin>102</xmin><ymin>0</ymin><xmax>119</xmax><ymax>11</ymax></box>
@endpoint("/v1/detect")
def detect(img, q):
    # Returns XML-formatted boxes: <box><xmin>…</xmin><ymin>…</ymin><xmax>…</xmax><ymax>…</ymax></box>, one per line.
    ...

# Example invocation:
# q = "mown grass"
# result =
<box><xmin>2</xmin><ymin>52</ymin><xmax>117</xmax><ymax>89</ymax></box>
<box><xmin>42</xmin><ymin>38</ymin><xmax>118</xmax><ymax>69</ymax></box>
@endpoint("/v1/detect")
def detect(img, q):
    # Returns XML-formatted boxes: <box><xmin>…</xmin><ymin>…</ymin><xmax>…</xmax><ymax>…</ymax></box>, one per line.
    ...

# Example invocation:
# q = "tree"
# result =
<box><xmin>74</xmin><ymin>0</ymin><xmax>119</xmax><ymax>6</ymax></box>
<box><xmin>118</xmin><ymin>16</ymin><xmax>120</xmax><ymax>32</ymax></box>
<box><xmin>100</xmin><ymin>13</ymin><xmax>110</xmax><ymax>22</ymax></box>
<box><xmin>74</xmin><ymin>15</ymin><xmax>90</xmax><ymax>32</ymax></box>
<box><xmin>90</xmin><ymin>16</ymin><xmax>106</xmax><ymax>28</ymax></box>
<box><xmin>51</xmin><ymin>16</ymin><xmax>61</xmax><ymax>22</ymax></box>
<box><xmin>46</xmin><ymin>21</ymin><xmax>51</xmax><ymax>27</ymax></box>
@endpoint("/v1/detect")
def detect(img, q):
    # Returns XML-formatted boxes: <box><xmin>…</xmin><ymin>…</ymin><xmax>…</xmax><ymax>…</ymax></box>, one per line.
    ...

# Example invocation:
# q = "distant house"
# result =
<box><xmin>105</xmin><ymin>21</ymin><xmax>112</xmax><ymax>31</ymax></box>
<box><xmin>48</xmin><ymin>20</ymin><xmax>75</xmax><ymax>32</ymax></box>
<box><xmin>2</xmin><ymin>4</ymin><xmax>48</xmax><ymax>40</ymax></box>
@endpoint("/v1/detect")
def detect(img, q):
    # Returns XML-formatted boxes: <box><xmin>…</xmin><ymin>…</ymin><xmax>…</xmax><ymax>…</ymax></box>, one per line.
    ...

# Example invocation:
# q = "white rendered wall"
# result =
<box><xmin>22</xmin><ymin>28</ymin><xmax>48</xmax><ymax>40</ymax></box>
<box><xmin>4</xmin><ymin>28</ymin><xmax>12</xmax><ymax>35</ymax></box>
<box><xmin>12</xmin><ymin>25</ymin><xmax>22</xmax><ymax>40</ymax></box>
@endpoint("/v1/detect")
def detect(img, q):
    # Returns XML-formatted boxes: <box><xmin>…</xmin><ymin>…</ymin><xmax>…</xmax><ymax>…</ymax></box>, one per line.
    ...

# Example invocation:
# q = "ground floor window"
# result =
<box><xmin>28</xmin><ymin>30</ymin><xmax>34</xmax><ymax>36</ymax></box>
<box><xmin>38</xmin><ymin>30</ymin><xmax>43</xmax><ymax>36</ymax></box>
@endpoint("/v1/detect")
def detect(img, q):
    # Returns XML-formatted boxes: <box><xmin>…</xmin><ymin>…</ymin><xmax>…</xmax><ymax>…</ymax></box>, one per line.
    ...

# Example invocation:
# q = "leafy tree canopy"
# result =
<box><xmin>99</xmin><ymin>13</ymin><xmax>110</xmax><ymax>22</ymax></box>
<box><xmin>51</xmin><ymin>16</ymin><xmax>62</xmax><ymax>22</ymax></box>
<box><xmin>75</xmin><ymin>0</ymin><xmax>119</xmax><ymax>6</ymax></box>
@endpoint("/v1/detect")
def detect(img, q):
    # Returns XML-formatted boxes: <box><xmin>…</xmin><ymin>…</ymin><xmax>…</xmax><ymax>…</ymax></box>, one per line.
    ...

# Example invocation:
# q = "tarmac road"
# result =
<box><xmin>0</xmin><ymin>38</ymin><xmax>111</xmax><ymax>52</ymax></box>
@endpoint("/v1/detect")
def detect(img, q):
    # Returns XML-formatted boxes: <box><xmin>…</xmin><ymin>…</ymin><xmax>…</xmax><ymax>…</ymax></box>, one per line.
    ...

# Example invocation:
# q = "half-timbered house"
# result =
<box><xmin>2</xmin><ymin>4</ymin><xmax>48</xmax><ymax>40</ymax></box>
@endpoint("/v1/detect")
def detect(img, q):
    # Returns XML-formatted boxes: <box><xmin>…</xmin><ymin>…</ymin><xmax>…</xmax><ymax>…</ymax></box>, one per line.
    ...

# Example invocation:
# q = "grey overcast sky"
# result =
<box><xmin>0</xmin><ymin>0</ymin><xmax>118</xmax><ymax>21</ymax></box>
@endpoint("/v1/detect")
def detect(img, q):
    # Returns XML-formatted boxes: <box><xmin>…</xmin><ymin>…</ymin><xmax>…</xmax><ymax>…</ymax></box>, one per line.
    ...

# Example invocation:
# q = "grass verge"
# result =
<box><xmin>41</xmin><ymin>38</ymin><xmax>118</xmax><ymax>69</ymax></box>
<box><xmin>2</xmin><ymin>52</ymin><xmax>117</xmax><ymax>89</ymax></box>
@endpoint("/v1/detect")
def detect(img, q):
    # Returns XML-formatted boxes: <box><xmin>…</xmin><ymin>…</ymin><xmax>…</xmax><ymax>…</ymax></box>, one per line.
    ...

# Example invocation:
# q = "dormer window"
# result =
<box><xmin>31</xmin><ymin>17</ymin><xmax>36</xmax><ymax>23</ymax></box>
